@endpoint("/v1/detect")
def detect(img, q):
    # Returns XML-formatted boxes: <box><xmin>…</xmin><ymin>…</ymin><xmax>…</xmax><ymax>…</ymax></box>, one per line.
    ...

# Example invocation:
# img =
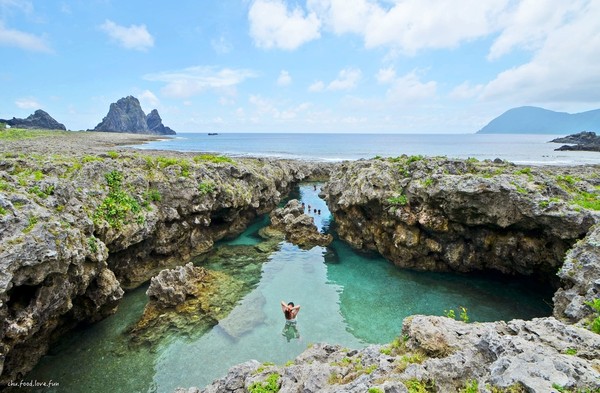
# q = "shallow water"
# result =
<box><xmin>25</xmin><ymin>184</ymin><xmax>553</xmax><ymax>392</ymax></box>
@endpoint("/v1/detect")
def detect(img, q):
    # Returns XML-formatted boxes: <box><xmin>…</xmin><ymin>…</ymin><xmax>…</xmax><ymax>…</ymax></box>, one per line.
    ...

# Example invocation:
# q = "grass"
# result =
<box><xmin>198</xmin><ymin>181</ymin><xmax>215</xmax><ymax>195</ymax></box>
<box><xmin>0</xmin><ymin>206</ymin><xmax>7</xmax><ymax>215</ymax></box>
<box><xmin>248</xmin><ymin>373</ymin><xmax>280</xmax><ymax>393</ymax></box>
<box><xmin>23</xmin><ymin>215</ymin><xmax>38</xmax><ymax>233</ymax></box>
<box><xmin>459</xmin><ymin>380</ymin><xmax>479</xmax><ymax>393</ymax></box>
<box><xmin>403</xmin><ymin>378</ymin><xmax>435</xmax><ymax>393</ymax></box>
<box><xmin>0</xmin><ymin>128</ymin><xmax>69</xmax><ymax>141</ymax></box>
<box><xmin>573</xmin><ymin>192</ymin><xmax>600</xmax><ymax>211</ymax></box>
<box><xmin>93</xmin><ymin>170</ymin><xmax>143</xmax><ymax>229</ymax></box>
<box><xmin>194</xmin><ymin>154</ymin><xmax>234</xmax><ymax>164</ymax></box>
<box><xmin>585</xmin><ymin>298</ymin><xmax>600</xmax><ymax>334</ymax></box>
<box><xmin>387</xmin><ymin>194</ymin><xmax>408</xmax><ymax>206</ymax></box>
<box><xmin>88</xmin><ymin>237</ymin><xmax>98</xmax><ymax>253</ymax></box>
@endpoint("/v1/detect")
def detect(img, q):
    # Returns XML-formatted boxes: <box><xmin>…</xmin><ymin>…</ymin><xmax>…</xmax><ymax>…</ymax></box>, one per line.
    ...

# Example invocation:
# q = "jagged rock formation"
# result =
<box><xmin>322</xmin><ymin>157</ymin><xmax>599</xmax><ymax>280</ymax></box>
<box><xmin>551</xmin><ymin>131</ymin><xmax>600</xmax><ymax>152</ymax></box>
<box><xmin>0</xmin><ymin>109</ymin><xmax>66</xmax><ymax>130</ymax></box>
<box><xmin>146</xmin><ymin>262</ymin><xmax>209</xmax><ymax>308</ymax></box>
<box><xmin>146</xmin><ymin>109</ymin><xmax>176</xmax><ymax>135</ymax></box>
<box><xmin>261</xmin><ymin>199</ymin><xmax>332</xmax><ymax>249</ymax></box>
<box><xmin>0</xmin><ymin>149</ymin><xmax>324</xmax><ymax>382</ymax></box>
<box><xmin>187</xmin><ymin>316</ymin><xmax>600</xmax><ymax>393</ymax></box>
<box><xmin>93</xmin><ymin>96</ymin><xmax>176</xmax><ymax>135</ymax></box>
<box><xmin>554</xmin><ymin>223</ymin><xmax>600</xmax><ymax>323</ymax></box>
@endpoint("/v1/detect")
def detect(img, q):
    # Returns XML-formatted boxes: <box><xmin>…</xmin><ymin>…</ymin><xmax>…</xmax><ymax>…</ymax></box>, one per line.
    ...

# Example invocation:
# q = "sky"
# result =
<box><xmin>0</xmin><ymin>0</ymin><xmax>599</xmax><ymax>134</ymax></box>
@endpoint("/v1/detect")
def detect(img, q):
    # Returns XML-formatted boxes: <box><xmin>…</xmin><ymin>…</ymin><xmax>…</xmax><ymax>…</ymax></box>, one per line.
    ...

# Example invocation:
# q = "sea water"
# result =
<box><xmin>134</xmin><ymin>133</ymin><xmax>600</xmax><ymax>166</ymax></box>
<box><xmin>25</xmin><ymin>184</ymin><xmax>553</xmax><ymax>393</ymax></box>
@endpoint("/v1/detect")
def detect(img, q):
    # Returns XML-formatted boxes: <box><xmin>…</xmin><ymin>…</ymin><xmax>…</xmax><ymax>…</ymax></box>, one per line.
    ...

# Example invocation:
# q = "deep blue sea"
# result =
<box><xmin>134</xmin><ymin>133</ymin><xmax>600</xmax><ymax>165</ymax></box>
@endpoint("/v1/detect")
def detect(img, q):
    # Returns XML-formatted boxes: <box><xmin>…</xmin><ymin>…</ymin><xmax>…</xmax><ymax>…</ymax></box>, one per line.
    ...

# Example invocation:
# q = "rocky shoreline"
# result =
<box><xmin>1</xmin><ymin>131</ymin><xmax>599</xmax><ymax>392</ymax></box>
<box><xmin>0</xmin><ymin>131</ymin><xmax>328</xmax><ymax>382</ymax></box>
<box><xmin>551</xmin><ymin>131</ymin><xmax>600</xmax><ymax>152</ymax></box>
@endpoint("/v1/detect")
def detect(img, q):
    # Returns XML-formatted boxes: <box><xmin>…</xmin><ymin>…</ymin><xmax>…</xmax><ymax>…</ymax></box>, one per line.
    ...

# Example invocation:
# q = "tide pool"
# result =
<box><xmin>24</xmin><ymin>183</ymin><xmax>552</xmax><ymax>393</ymax></box>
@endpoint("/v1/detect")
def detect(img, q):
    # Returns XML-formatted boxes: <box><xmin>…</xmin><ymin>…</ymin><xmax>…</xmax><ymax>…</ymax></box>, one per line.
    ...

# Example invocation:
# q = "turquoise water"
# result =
<box><xmin>134</xmin><ymin>133</ymin><xmax>600</xmax><ymax>165</ymax></box>
<box><xmin>24</xmin><ymin>184</ymin><xmax>552</xmax><ymax>392</ymax></box>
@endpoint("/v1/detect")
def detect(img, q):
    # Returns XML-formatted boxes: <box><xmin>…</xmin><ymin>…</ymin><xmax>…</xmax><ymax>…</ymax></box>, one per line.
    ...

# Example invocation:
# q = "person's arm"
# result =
<box><xmin>281</xmin><ymin>301</ymin><xmax>288</xmax><ymax>313</ymax></box>
<box><xmin>291</xmin><ymin>305</ymin><xmax>301</xmax><ymax>317</ymax></box>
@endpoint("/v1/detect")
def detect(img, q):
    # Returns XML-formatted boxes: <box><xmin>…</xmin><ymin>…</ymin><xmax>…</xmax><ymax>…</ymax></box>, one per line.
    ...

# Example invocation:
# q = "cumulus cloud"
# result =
<box><xmin>144</xmin><ymin>66</ymin><xmax>256</xmax><ymax>99</ymax></box>
<box><xmin>277</xmin><ymin>70</ymin><xmax>292</xmax><ymax>86</ymax></box>
<box><xmin>248</xmin><ymin>0</ymin><xmax>321</xmax><ymax>50</ymax></box>
<box><xmin>249</xmin><ymin>94</ymin><xmax>311</xmax><ymax>120</ymax></box>
<box><xmin>308</xmin><ymin>80</ymin><xmax>325</xmax><ymax>92</ymax></box>
<box><xmin>385</xmin><ymin>71</ymin><xmax>437</xmax><ymax>103</ymax></box>
<box><xmin>99</xmin><ymin>19</ymin><xmax>154</xmax><ymax>51</ymax></box>
<box><xmin>15</xmin><ymin>97</ymin><xmax>40</xmax><ymax>109</ymax></box>
<box><xmin>138</xmin><ymin>90</ymin><xmax>160</xmax><ymax>109</ymax></box>
<box><xmin>0</xmin><ymin>21</ymin><xmax>51</xmax><ymax>53</ymax></box>
<box><xmin>449</xmin><ymin>82</ymin><xmax>484</xmax><ymax>100</ymax></box>
<box><xmin>481</xmin><ymin>0</ymin><xmax>600</xmax><ymax>104</ymax></box>
<box><xmin>376</xmin><ymin>67</ymin><xmax>396</xmax><ymax>84</ymax></box>
<box><xmin>328</xmin><ymin>68</ymin><xmax>362</xmax><ymax>91</ymax></box>
<box><xmin>307</xmin><ymin>0</ymin><xmax>508</xmax><ymax>53</ymax></box>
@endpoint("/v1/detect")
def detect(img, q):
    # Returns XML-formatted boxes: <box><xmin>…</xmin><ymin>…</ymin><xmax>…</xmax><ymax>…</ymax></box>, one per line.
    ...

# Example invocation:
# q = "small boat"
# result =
<box><xmin>208</xmin><ymin>132</ymin><xmax>218</xmax><ymax>136</ymax></box>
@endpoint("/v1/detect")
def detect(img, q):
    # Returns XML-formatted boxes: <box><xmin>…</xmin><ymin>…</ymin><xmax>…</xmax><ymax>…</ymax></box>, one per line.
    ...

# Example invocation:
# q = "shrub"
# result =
<box><xmin>387</xmin><ymin>194</ymin><xmax>408</xmax><ymax>206</ymax></box>
<box><xmin>198</xmin><ymin>181</ymin><xmax>215</xmax><ymax>195</ymax></box>
<box><xmin>23</xmin><ymin>215</ymin><xmax>38</xmax><ymax>233</ymax></box>
<box><xmin>145</xmin><ymin>189</ymin><xmax>162</xmax><ymax>202</ymax></box>
<box><xmin>585</xmin><ymin>298</ymin><xmax>600</xmax><ymax>334</ymax></box>
<box><xmin>107</xmin><ymin>151</ymin><xmax>119</xmax><ymax>159</ymax></box>
<box><xmin>193</xmin><ymin>154</ymin><xmax>234</xmax><ymax>164</ymax></box>
<box><xmin>88</xmin><ymin>237</ymin><xmax>98</xmax><ymax>253</ymax></box>
<box><xmin>460</xmin><ymin>380</ymin><xmax>479</xmax><ymax>393</ymax></box>
<box><xmin>0</xmin><ymin>206</ymin><xmax>6</xmax><ymax>215</ymax></box>
<box><xmin>248</xmin><ymin>373</ymin><xmax>280</xmax><ymax>393</ymax></box>
<box><xmin>93</xmin><ymin>170</ymin><xmax>142</xmax><ymax>229</ymax></box>
<box><xmin>573</xmin><ymin>192</ymin><xmax>600</xmax><ymax>211</ymax></box>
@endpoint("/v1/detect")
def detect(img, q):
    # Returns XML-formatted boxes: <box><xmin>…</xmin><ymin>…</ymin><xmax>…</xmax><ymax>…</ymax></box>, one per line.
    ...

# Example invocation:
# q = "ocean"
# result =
<box><xmin>133</xmin><ymin>133</ymin><xmax>600</xmax><ymax>166</ymax></box>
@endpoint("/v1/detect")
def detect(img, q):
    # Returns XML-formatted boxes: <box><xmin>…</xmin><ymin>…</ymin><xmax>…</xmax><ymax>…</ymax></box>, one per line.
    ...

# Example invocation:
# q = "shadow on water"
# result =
<box><xmin>22</xmin><ymin>182</ymin><xmax>554</xmax><ymax>393</ymax></box>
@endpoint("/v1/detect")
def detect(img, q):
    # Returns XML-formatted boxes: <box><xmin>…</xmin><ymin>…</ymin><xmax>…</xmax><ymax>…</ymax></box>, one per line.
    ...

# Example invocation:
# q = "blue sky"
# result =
<box><xmin>1</xmin><ymin>0</ymin><xmax>599</xmax><ymax>133</ymax></box>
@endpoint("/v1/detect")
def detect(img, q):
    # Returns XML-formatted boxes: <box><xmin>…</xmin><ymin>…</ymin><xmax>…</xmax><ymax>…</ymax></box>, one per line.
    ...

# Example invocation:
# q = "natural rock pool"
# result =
<box><xmin>24</xmin><ymin>184</ymin><xmax>553</xmax><ymax>392</ymax></box>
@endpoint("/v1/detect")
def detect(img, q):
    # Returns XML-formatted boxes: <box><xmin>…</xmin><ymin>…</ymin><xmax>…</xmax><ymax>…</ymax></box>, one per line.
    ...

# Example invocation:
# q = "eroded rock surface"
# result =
<box><xmin>263</xmin><ymin>199</ymin><xmax>332</xmax><ymax>249</ymax></box>
<box><xmin>181</xmin><ymin>316</ymin><xmax>600</xmax><ymax>393</ymax></box>
<box><xmin>323</xmin><ymin>157</ymin><xmax>600</xmax><ymax>279</ymax></box>
<box><xmin>0</xmin><ymin>149</ymin><xmax>325</xmax><ymax>382</ymax></box>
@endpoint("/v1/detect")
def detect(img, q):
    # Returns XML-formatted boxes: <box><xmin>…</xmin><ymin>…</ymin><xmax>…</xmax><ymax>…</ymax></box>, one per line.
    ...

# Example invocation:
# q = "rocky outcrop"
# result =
<box><xmin>0</xmin><ymin>151</ymin><xmax>324</xmax><ymax>382</ymax></box>
<box><xmin>322</xmin><ymin>157</ymin><xmax>599</xmax><ymax>280</ymax></box>
<box><xmin>146</xmin><ymin>262</ymin><xmax>209</xmax><ymax>308</ymax></box>
<box><xmin>554</xmin><ymin>223</ymin><xmax>600</xmax><ymax>323</ymax></box>
<box><xmin>261</xmin><ymin>199</ymin><xmax>332</xmax><ymax>249</ymax></box>
<box><xmin>551</xmin><ymin>131</ymin><xmax>600</xmax><ymax>152</ymax></box>
<box><xmin>182</xmin><ymin>316</ymin><xmax>600</xmax><ymax>393</ymax></box>
<box><xmin>146</xmin><ymin>109</ymin><xmax>176</xmax><ymax>135</ymax></box>
<box><xmin>94</xmin><ymin>96</ymin><xmax>176</xmax><ymax>135</ymax></box>
<box><xmin>0</xmin><ymin>109</ymin><xmax>66</xmax><ymax>130</ymax></box>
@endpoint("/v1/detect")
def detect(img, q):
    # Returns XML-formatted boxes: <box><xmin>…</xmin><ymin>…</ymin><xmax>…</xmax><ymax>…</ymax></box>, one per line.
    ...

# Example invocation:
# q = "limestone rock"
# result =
<box><xmin>192</xmin><ymin>316</ymin><xmax>600</xmax><ymax>393</ymax></box>
<box><xmin>146</xmin><ymin>263</ymin><xmax>208</xmax><ymax>308</ymax></box>
<box><xmin>146</xmin><ymin>109</ymin><xmax>176</xmax><ymax>135</ymax></box>
<box><xmin>265</xmin><ymin>199</ymin><xmax>332</xmax><ymax>249</ymax></box>
<box><xmin>0</xmin><ymin>109</ymin><xmax>66</xmax><ymax>130</ymax></box>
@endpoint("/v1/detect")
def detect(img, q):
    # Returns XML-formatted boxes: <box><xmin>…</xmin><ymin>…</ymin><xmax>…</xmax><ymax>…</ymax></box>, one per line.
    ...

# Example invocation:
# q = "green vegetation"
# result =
<box><xmin>248</xmin><ymin>373</ymin><xmax>280</xmax><ymax>393</ymax></box>
<box><xmin>444</xmin><ymin>306</ymin><xmax>469</xmax><ymax>322</ymax></box>
<box><xmin>107</xmin><ymin>151</ymin><xmax>119</xmax><ymax>159</ymax></box>
<box><xmin>194</xmin><ymin>154</ymin><xmax>234</xmax><ymax>164</ymax></box>
<box><xmin>487</xmin><ymin>383</ymin><xmax>527</xmax><ymax>393</ymax></box>
<box><xmin>23</xmin><ymin>215</ymin><xmax>38</xmax><ymax>233</ymax></box>
<box><xmin>556</xmin><ymin>174</ymin><xmax>579</xmax><ymax>186</ymax></box>
<box><xmin>387</xmin><ymin>194</ymin><xmax>408</xmax><ymax>206</ymax></box>
<box><xmin>459</xmin><ymin>380</ymin><xmax>479</xmax><ymax>393</ymax></box>
<box><xmin>0</xmin><ymin>128</ymin><xmax>69</xmax><ymax>141</ymax></box>
<box><xmin>33</xmin><ymin>170</ymin><xmax>44</xmax><ymax>181</ymax></box>
<box><xmin>93</xmin><ymin>170</ymin><xmax>143</xmax><ymax>229</ymax></box>
<box><xmin>368</xmin><ymin>388</ymin><xmax>384</xmax><ymax>393</ymax></box>
<box><xmin>29</xmin><ymin>184</ymin><xmax>55</xmax><ymax>199</ymax></box>
<box><xmin>144</xmin><ymin>189</ymin><xmax>162</xmax><ymax>203</ymax></box>
<box><xmin>573</xmin><ymin>192</ymin><xmax>600</xmax><ymax>211</ymax></box>
<box><xmin>422</xmin><ymin>177</ymin><xmax>434</xmax><ymax>187</ymax></box>
<box><xmin>0</xmin><ymin>206</ymin><xmax>7</xmax><ymax>215</ymax></box>
<box><xmin>0</xmin><ymin>179</ymin><xmax>13</xmax><ymax>191</ymax></box>
<box><xmin>551</xmin><ymin>383</ymin><xmax>600</xmax><ymax>393</ymax></box>
<box><xmin>515</xmin><ymin>167</ymin><xmax>531</xmax><ymax>175</ymax></box>
<box><xmin>82</xmin><ymin>155</ymin><xmax>104</xmax><ymax>163</ymax></box>
<box><xmin>198</xmin><ymin>181</ymin><xmax>216</xmax><ymax>195</ymax></box>
<box><xmin>403</xmin><ymin>378</ymin><xmax>436</xmax><ymax>393</ymax></box>
<box><xmin>444</xmin><ymin>309</ymin><xmax>456</xmax><ymax>319</ymax></box>
<box><xmin>466</xmin><ymin>157</ymin><xmax>479</xmax><ymax>163</ymax></box>
<box><xmin>564</xmin><ymin>348</ymin><xmax>578</xmax><ymax>355</ymax></box>
<box><xmin>584</xmin><ymin>298</ymin><xmax>600</xmax><ymax>334</ymax></box>
<box><xmin>88</xmin><ymin>237</ymin><xmax>98</xmax><ymax>253</ymax></box>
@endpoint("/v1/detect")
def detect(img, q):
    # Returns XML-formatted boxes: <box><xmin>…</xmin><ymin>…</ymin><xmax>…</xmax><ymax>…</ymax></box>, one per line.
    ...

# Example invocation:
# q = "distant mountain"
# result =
<box><xmin>0</xmin><ymin>109</ymin><xmax>66</xmax><ymax>130</ymax></box>
<box><xmin>93</xmin><ymin>96</ymin><xmax>176</xmax><ymax>135</ymax></box>
<box><xmin>477</xmin><ymin>106</ymin><xmax>600</xmax><ymax>134</ymax></box>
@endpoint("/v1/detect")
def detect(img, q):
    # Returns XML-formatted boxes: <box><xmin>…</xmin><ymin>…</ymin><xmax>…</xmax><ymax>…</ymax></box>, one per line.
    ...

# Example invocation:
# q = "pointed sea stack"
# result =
<box><xmin>0</xmin><ymin>109</ymin><xmax>66</xmax><ymax>130</ymax></box>
<box><xmin>93</xmin><ymin>96</ymin><xmax>176</xmax><ymax>135</ymax></box>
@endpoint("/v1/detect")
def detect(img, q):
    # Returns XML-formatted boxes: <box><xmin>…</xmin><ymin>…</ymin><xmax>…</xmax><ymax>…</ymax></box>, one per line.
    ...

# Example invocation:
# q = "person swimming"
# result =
<box><xmin>281</xmin><ymin>301</ymin><xmax>301</xmax><ymax>341</ymax></box>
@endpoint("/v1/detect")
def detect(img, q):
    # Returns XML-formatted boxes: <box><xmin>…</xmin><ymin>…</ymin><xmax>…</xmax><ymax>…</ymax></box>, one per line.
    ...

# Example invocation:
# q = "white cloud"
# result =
<box><xmin>99</xmin><ymin>19</ymin><xmax>154</xmax><ymax>51</ymax></box>
<box><xmin>277</xmin><ymin>70</ymin><xmax>292</xmax><ymax>86</ymax></box>
<box><xmin>248</xmin><ymin>0</ymin><xmax>321</xmax><ymax>50</ymax></box>
<box><xmin>376</xmin><ymin>67</ymin><xmax>396</xmax><ymax>84</ymax></box>
<box><xmin>328</xmin><ymin>68</ymin><xmax>361</xmax><ymax>91</ymax></box>
<box><xmin>307</xmin><ymin>0</ymin><xmax>508</xmax><ymax>53</ymax></box>
<box><xmin>144</xmin><ymin>66</ymin><xmax>256</xmax><ymax>99</ymax></box>
<box><xmin>15</xmin><ymin>97</ymin><xmax>40</xmax><ymax>109</ymax></box>
<box><xmin>449</xmin><ymin>82</ymin><xmax>483</xmax><ymax>100</ymax></box>
<box><xmin>138</xmin><ymin>90</ymin><xmax>160</xmax><ymax>110</ymax></box>
<box><xmin>248</xmin><ymin>94</ymin><xmax>311</xmax><ymax>121</ymax></box>
<box><xmin>308</xmin><ymin>80</ymin><xmax>325</xmax><ymax>92</ymax></box>
<box><xmin>0</xmin><ymin>21</ymin><xmax>51</xmax><ymax>53</ymax></box>
<box><xmin>0</xmin><ymin>0</ymin><xmax>33</xmax><ymax>14</ymax></box>
<box><xmin>385</xmin><ymin>71</ymin><xmax>437</xmax><ymax>103</ymax></box>
<box><xmin>481</xmin><ymin>0</ymin><xmax>600</xmax><ymax>104</ymax></box>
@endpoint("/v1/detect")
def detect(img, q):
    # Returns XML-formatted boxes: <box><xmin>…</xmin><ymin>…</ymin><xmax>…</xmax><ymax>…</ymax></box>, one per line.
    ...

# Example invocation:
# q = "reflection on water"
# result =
<box><xmin>24</xmin><ymin>183</ymin><xmax>553</xmax><ymax>393</ymax></box>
